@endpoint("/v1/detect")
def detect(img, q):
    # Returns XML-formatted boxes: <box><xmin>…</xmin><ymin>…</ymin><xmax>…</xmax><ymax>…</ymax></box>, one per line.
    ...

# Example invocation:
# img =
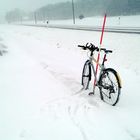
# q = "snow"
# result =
<box><xmin>22</xmin><ymin>15</ymin><xmax>140</xmax><ymax>27</ymax></box>
<box><xmin>0</xmin><ymin>16</ymin><xmax>140</xmax><ymax>140</ymax></box>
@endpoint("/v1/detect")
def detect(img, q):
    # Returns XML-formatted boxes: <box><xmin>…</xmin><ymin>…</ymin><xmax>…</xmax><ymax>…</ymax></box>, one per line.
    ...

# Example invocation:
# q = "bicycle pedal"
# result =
<box><xmin>88</xmin><ymin>92</ymin><xmax>94</xmax><ymax>96</ymax></box>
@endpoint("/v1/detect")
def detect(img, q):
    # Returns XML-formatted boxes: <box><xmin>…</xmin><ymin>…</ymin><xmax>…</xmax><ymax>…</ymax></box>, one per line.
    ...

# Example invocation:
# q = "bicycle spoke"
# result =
<box><xmin>99</xmin><ymin>69</ymin><xmax>121</xmax><ymax>106</ymax></box>
<box><xmin>82</xmin><ymin>61</ymin><xmax>91</xmax><ymax>90</ymax></box>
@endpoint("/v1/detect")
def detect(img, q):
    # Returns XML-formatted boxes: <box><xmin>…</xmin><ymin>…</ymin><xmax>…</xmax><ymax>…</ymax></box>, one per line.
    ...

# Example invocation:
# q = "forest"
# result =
<box><xmin>5</xmin><ymin>0</ymin><xmax>140</xmax><ymax>22</ymax></box>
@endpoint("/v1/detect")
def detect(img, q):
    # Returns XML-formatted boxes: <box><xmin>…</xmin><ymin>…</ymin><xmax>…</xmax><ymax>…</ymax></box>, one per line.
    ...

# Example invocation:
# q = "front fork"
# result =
<box><xmin>88</xmin><ymin>52</ymin><xmax>107</xmax><ymax>95</ymax></box>
<box><xmin>89</xmin><ymin>55</ymin><xmax>106</xmax><ymax>95</ymax></box>
<box><xmin>89</xmin><ymin>62</ymin><xmax>101</xmax><ymax>95</ymax></box>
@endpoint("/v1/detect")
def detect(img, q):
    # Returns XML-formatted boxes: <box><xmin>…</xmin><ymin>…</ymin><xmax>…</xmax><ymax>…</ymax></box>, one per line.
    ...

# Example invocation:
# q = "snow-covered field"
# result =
<box><xmin>22</xmin><ymin>15</ymin><xmax>140</xmax><ymax>27</ymax></box>
<box><xmin>0</xmin><ymin>20</ymin><xmax>140</xmax><ymax>140</ymax></box>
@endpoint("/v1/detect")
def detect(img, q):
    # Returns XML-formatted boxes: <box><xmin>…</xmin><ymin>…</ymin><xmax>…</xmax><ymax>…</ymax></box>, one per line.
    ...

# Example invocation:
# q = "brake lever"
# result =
<box><xmin>86</xmin><ymin>43</ymin><xmax>90</xmax><ymax>48</ymax></box>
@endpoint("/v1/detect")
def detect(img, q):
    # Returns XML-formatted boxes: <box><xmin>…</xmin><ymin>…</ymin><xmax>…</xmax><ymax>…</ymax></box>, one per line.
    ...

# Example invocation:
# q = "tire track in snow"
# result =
<box><xmin>67</xmin><ymin>96</ymin><xmax>102</xmax><ymax>140</ymax></box>
<box><xmin>40</xmin><ymin>61</ymin><xmax>82</xmax><ymax>92</ymax></box>
<box><xmin>68</xmin><ymin>103</ymin><xmax>92</xmax><ymax>140</ymax></box>
<box><xmin>125</xmin><ymin>129</ymin><xmax>140</xmax><ymax>140</ymax></box>
<box><xmin>68</xmin><ymin>106</ymin><xmax>89</xmax><ymax>140</ymax></box>
<box><xmin>39</xmin><ymin>62</ymin><xmax>102</xmax><ymax>140</ymax></box>
<box><xmin>40</xmin><ymin>89</ymin><xmax>99</xmax><ymax>140</ymax></box>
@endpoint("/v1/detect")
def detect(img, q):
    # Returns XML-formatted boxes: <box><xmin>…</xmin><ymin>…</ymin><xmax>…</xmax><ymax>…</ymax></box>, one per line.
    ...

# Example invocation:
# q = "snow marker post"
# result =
<box><xmin>100</xmin><ymin>14</ymin><xmax>107</xmax><ymax>46</ymax></box>
<box><xmin>94</xmin><ymin>14</ymin><xmax>107</xmax><ymax>86</ymax></box>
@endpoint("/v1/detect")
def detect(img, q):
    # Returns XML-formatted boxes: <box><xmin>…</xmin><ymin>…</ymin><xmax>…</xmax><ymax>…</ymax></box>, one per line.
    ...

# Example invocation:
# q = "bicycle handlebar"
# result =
<box><xmin>78</xmin><ymin>43</ymin><xmax>113</xmax><ymax>54</ymax></box>
<box><xmin>78</xmin><ymin>43</ymin><xmax>99</xmax><ymax>52</ymax></box>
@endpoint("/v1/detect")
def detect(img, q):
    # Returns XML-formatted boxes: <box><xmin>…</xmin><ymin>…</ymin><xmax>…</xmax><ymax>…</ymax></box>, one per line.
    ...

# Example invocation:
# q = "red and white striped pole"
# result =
<box><xmin>94</xmin><ymin>14</ymin><xmax>107</xmax><ymax>86</ymax></box>
<box><xmin>100</xmin><ymin>14</ymin><xmax>107</xmax><ymax>46</ymax></box>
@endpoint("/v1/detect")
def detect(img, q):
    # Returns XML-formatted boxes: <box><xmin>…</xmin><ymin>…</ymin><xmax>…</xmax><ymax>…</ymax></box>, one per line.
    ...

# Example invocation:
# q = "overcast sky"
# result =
<box><xmin>0</xmin><ymin>0</ymin><xmax>69</xmax><ymax>17</ymax></box>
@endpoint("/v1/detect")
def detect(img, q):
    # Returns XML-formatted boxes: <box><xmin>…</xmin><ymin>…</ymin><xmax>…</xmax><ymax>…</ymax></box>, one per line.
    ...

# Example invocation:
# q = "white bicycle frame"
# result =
<box><xmin>88</xmin><ymin>53</ymin><xmax>106</xmax><ymax>93</ymax></box>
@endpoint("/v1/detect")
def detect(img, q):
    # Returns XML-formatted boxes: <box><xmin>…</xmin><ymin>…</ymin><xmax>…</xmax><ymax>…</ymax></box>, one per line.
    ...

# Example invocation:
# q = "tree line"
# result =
<box><xmin>5</xmin><ymin>0</ymin><xmax>140</xmax><ymax>23</ymax></box>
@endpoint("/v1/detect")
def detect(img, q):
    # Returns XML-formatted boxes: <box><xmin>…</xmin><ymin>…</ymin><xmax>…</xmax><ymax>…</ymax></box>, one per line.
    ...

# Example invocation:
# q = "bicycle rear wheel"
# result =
<box><xmin>99</xmin><ymin>68</ymin><xmax>121</xmax><ymax>106</ymax></box>
<box><xmin>82</xmin><ymin>60</ymin><xmax>91</xmax><ymax>90</ymax></box>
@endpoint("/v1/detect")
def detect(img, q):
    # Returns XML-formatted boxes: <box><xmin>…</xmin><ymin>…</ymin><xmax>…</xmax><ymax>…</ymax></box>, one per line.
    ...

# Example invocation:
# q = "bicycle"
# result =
<box><xmin>78</xmin><ymin>43</ymin><xmax>122</xmax><ymax>106</ymax></box>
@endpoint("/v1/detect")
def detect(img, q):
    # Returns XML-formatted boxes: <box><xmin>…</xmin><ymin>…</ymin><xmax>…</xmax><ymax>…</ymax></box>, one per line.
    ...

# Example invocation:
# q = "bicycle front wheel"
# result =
<box><xmin>99</xmin><ymin>68</ymin><xmax>121</xmax><ymax>106</ymax></box>
<box><xmin>82</xmin><ymin>60</ymin><xmax>91</xmax><ymax>90</ymax></box>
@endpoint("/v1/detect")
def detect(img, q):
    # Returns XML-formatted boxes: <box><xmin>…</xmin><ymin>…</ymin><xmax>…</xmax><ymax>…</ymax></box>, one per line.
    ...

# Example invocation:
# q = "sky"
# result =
<box><xmin>0</xmin><ymin>0</ymin><xmax>70</xmax><ymax>18</ymax></box>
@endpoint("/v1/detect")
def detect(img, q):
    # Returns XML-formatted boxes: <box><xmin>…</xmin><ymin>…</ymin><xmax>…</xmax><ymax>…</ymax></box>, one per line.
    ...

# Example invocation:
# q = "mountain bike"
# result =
<box><xmin>78</xmin><ymin>43</ymin><xmax>122</xmax><ymax>106</ymax></box>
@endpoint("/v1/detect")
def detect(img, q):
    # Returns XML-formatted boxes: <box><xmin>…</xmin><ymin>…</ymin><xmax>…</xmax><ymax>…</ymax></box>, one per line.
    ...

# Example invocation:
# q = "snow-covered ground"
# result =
<box><xmin>22</xmin><ymin>15</ymin><xmax>140</xmax><ymax>27</ymax></box>
<box><xmin>0</xmin><ymin>20</ymin><xmax>140</xmax><ymax>140</ymax></box>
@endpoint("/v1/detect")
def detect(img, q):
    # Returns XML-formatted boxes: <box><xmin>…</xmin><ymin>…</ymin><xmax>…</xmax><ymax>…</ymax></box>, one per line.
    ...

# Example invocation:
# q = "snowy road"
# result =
<box><xmin>0</xmin><ymin>25</ymin><xmax>140</xmax><ymax>140</ymax></box>
<box><xmin>23</xmin><ymin>24</ymin><xmax>140</xmax><ymax>34</ymax></box>
<box><xmin>21</xmin><ymin>15</ymin><xmax>140</xmax><ymax>34</ymax></box>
